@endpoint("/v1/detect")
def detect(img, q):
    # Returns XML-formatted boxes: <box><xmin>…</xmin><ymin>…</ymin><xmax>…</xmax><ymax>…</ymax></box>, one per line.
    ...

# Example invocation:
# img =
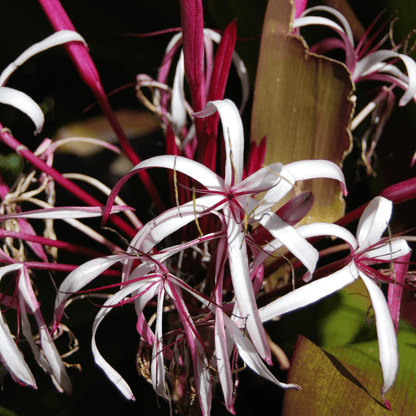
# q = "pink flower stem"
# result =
<box><xmin>21</xmin><ymin>261</ymin><xmax>121</xmax><ymax>276</ymax></box>
<box><xmin>0</xmin><ymin>171</ymin><xmax>10</xmax><ymax>200</ymax></box>
<box><xmin>337</xmin><ymin>177</ymin><xmax>416</xmax><ymax>228</ymax></box>
<box><xmin>388</xmin><ymin>252</ymin><xmax>411</xmax><ymax>333</ymax></box>
<box><xmin>0</xmin><ymin>124</ymin><xmax>136</xmax><ymax>238</ymax></box>
<box><xmin>37</xmin><ymin>0</ymin><xmax>165</xmax><ymax>213</ymax></box>
<box><xmin>0</xmin><ymin>230</ymin><xmax>107</xmax><ymax>258</ymax></box>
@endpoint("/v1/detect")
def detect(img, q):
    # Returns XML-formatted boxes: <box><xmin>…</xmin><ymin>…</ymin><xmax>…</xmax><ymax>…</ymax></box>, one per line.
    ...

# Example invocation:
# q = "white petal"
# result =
<box><xmin>354</xmin><ymin>51</ymin><xmax>416</xmax><ymax>106</ymax></box>
<box><xmin>129</xmin><ymin>195</ymin><xmax>224</xmax><ymax>253</ymax></box>
<box><xmin>251</xmin><ymin>222</ymin><xmax>357</xmax><ymax>275</ymax></box>
<box><xmin>225</xmin><ymin>205</ymin><xmax>271</xmax><ymax>362</ymax></box>
<box><xmin>356</xmin><ymin>197</ymin><xmax>392</xmax><ymax>250</ymax></box>
<box><xmin>223</xmin><ymin>314</ymin><xmax>299</xmax><ymax>389</ymax></box>
<box><xmin>54</xmin><ymin>255</ymin><xmax>128</xmax><ymax>326</ymax></box>
<box><xmin>0</xmin><ymin>205</ymin><xmax>130</xmax><ymax>221</ymax></box>
<box><xmin>361</xmin><ymin>238</ymin><xmax>411</xmax><ymax>262</ymax></box>
<box><xmin>19</xmin><ymin>268</ymin><xmax>71</xmax><ymax>393</ymax></box>
<box><xmin>0</xmin><ymin>311</ymin><xmax>36</xmax><ymax>388</ymax></box>
<box><xmin>127</xmin><ymin>155</ymin><xmax>224</xmax><ymax>191</ymax></box>
<box><xmin>259</xmin><ymin>263</ymin><xmax>359</xmax><ymax>323</ymax></box>
<box><xmin>298</xmin><ymin>5</ymin><xmax>354</xmax><ymax>47</ymax></box>
<box><xmin>171</xmin><ymin>51</ymin><xmax>187</xmax><ymax>136</ymax></box>
<box><xmin>151</xmin><ymin>286</ymin><xmax>170</xmax><ymax>400</ymax></box>
<box><xmin>91</xmin><ymin>284</ymin><xmax>141</xmax><ymax>400</ymax></box>
<box><xmin>359</xmin><ymin>273</ymin><xmax>398</xmax><ymax>394</ymax></box>
<box><xmin>258</xmin><ymin>212</ymin><xmax>319</xmax><ymax>276</ymax></box>
<box><xmin>0</xmin><ymin>31</ymin><xmax>87</xmax><ymax>86</ymax></box>
<box><xmin>255</xmin><ymin>164</ymin><xmax>297</xmax><ymax>212</ymax></box>
<box><xmin>194</xmin><ymin>99</ymin><xmax>244</xmax><ymax>187</ymax></box>
<box><xmin>236</xmin><ymin>163</ymin><xmax>284</xmax><ymax>195</ymax></box>
<box><xmin>0</xmin><ymin>87</ymin><xmax>44</xmax><ymax>134</ymax></box>
<box><xmin>294</xmin><ymin>16</ymin><xmax>346</xmax><ymax>37</ymax></box>
<box><xmin>214</xmin><ymin>311</ymin><xmax>234</xmax><ymax>412</ymax></box>
<box><xmin>285</xmin><ymin>159</ymin><xmax>347</xmax><ymax>195</ymax></box>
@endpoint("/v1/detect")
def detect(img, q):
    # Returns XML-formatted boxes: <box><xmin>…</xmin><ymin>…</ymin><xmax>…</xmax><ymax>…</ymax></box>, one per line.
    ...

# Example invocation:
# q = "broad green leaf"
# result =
<box><xmin>318</xmin><ymin>277</ymin><xmax>376</xmax><ymax>348</ymax></box>
<box><xmin>251</xmin><ymin>0</ymin><xmax>354</xmax><ymax>224</ymax></box>
<box><xmin>0</xmin><ymin>407</ymin><xmax>18</xmax><ymax>416</ymax></box>
<box><xmin>283</xmin><ymin>322</ymin><xmax>416</xmax><ymax>416</ymax></box>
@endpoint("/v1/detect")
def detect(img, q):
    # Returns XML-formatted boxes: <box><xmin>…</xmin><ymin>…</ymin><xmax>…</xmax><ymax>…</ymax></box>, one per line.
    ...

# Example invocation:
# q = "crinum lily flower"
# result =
<box><xmin>0</xmin><ymin>30</ymin><xmax>87</xmax><ymax>135</ymax></box>
<box><xmin>52</xmin><ymin>226</ymin><xmax>302</xmax><ymax>415</ymax></box>
<box><xmin>0</xmin><ymin>204</ymin><xmax>130</xmax><ymax>391</ymax></box>
<box><xmin>102</xmin><ymin>98</ymin><xmax>347</xmax><ymax>363</ymax></box>
<box><xmin>294</xmin><ymin>5</ymin><xmax>416</xmax><ymax>168</ymax></box>
<box><xmin>294</xmin><ymin>5</ymin><xmax>416</xmax><ymax>106</ymax></box>
<box><xmin>259</xmin><ymin>196</ymin><xmax>411</xmax><ymax>408</ymax></box>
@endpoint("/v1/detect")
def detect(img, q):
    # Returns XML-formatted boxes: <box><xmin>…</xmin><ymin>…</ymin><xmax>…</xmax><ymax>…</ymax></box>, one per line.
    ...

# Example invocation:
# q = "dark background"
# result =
<box><xmin>0</xmin><ymin>1</ymin><xmax>415</xmax><ymax>415</ymax></box>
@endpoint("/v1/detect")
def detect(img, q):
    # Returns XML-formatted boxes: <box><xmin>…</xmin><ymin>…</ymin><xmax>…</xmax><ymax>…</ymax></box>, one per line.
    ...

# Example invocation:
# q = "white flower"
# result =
<box><xmin>259</xmin><ymin>196</ymin><xmax>410</xmax><ymax>400</ymax></box>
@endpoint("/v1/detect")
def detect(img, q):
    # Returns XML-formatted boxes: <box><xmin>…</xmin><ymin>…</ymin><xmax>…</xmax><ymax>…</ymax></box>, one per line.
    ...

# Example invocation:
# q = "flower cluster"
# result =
<box><xmin>0</xmin><ymin>1</ymin><xmax>415</xmax><ymax>415</ymax></box>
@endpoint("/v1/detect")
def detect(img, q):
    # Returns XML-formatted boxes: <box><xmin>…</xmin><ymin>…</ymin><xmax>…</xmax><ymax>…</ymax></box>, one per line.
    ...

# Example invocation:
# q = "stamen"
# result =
<box><xmin>261</xmin><ymin>164</ymin><xmax>300</xmax><ymax>194</ymax></box>
<box><xmin>227</xmin><ymin>128</ymin><xmax>238</xmax><ymax>186</ymax></box>
<box><xmin>173</xmin><ymin>155</ymin><xmax>182</xmax><ymax>218</ymax></box>
<box><xmin>193</xmin><ymin>186</ymin><xmax>203</xmax><ymax>237</ymax></box>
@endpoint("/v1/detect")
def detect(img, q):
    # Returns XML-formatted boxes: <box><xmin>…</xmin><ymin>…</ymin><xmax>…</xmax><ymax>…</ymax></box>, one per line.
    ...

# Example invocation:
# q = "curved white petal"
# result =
<box><xmin>299</xmin><ymin>5</ymin><xmax>354</xmax><ymax>47</ymax></box>
<box><xmin>258</xmin><ymin>212</ymin><xmax>319</xmax><ymax>276</ymax></box>
<box><xmin>361</xmin><ymin>238</ymin><xmax>411</xmax><ymax>262</ymax></box>
<box><xmin>231</xmin><ymin>51</ymin><xmax>250</xmax><ymax>114</ymax></box>
<box><xmin>297</xmin><ymin>222</ymin><xmax>358</xmax><ymax>249</ymax></box>
<box><xmin>223</xmin><ymin>314</ymin><xmax>300</xmax><ymax>389</ymax></box>
<box><xmin>294</xmin><ymin>16</ymin><xmax>345</xmax><ymax>37</ymax></box>
<box><xmin>354</xmin><ymin>51</ymin><xmax>416</xmax><ymax>106</ymax></box>
<box><xmin>91</xmin><ymin>282</ymin><xmax>148</xmax><ymax>400</ymax></box>
<box><xmin>0</xmin><ymin>87</ymin><xmax>44</xmax><ymax>134</ymax></box>
<box><xmin>151</xmin><ymin>286</ymin><xmax>170</xmax><ymax>400</ymax></box>
<box><xmin>255</xmin><ymin>164</ymin><xmax>297</xmax><ymax>212</ymax></box>
<box><xmin>236</xmin><ymin>163</ymin><xmax>284</xmax><ymax>195</ymax></box>
<box><xmin>129</xmin><ymin>194</ymin><xmax>224</xmax><ymax>253</ymax></box>
<box><xmin>356</xmin><ymin>197</ymin><xmax>392</xmax><ymax>251</ymax></box>
<box><xmin>0</xmin><ymin>205</ymin><xmax>130</xmax><ymax>221</ymax></box>
<box><xmin>171</xmin><ymin>51</ymin><xmax>187</xmax><ymax>136</ymax></box>
<box><xmin>285</xmin><ymin>159</ymin><xmax>347</xmax><ymax>195</ymax></box>
<box><xmin>359</xmin><ymin>273</ymin><xmax>398</xmax><ymax>394</ymax></box>
<box><xmin>251</xmin><ymin>222</ymin><xmax>357</xmax><ymax>275</ymax></box>
<box><xmin>259</xmin><ymin>263</ymin><xmax>359</xmax><ymax>323</ymax></box>
<box><xmin>0</xmin><ymin>31</ymin><xmax>87</xmax><ymax>87</ymax></box>
<box><xmin>0</xmin><ymin>312</ymin><xmax>36</xmax><ymax>388</ymax></box>
<box><xmin>225</xmin><ymin>205</ymin><xmax>271</xmax><ymax>362</ymax></box>
<box><xmin>18</xmin><ymin>268</ymin><xmax>71</xmax><ymax>393</ymax></box>
<box><xmin>54</xmin><ymin>255</ymin><xmax>128</xmax><ymax>326</ymax></box>
<box><xmin>128</xmin><ymin>155</ymin><xmax>224</xmax><ymax>191</ymax></box>
<box><xmin>194</xmin><ymin>99</ymin><xmax>244</xmax><ymax>186</ymax></box>
<box><xmin>214</xmin><ymin>311</ymin><xmax>234</xmax><ymax>413</ymax></box>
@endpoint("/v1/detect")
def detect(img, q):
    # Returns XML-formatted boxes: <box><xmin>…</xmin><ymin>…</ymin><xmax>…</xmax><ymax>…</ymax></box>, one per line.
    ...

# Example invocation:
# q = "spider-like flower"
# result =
<box><xmin>259</xmin><ymin>196</ymin><xmax>411</xmax><ymax>407</ymax></box>
<box><xmin>102</xmin><ymin>98</ymin><xmax>347</xmax><ymax>363</ymax></box>
<box><xmin>0</xmin><ymin>205</ymin><xmax>129</xmax><ymax>392</ymax></box>
<box><xmin>294</xmin><ymin>6</ymin><xmax>416</xmax><ymax>106</ymax></box>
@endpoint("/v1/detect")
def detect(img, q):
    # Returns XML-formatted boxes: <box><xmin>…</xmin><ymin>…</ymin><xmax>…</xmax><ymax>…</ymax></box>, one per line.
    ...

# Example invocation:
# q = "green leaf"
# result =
<box><xmin>282</xmin><ymin>321</ymin><xmax>416</xmax><ymax>416</ymax></box>
<box><xmin>0</xmin><ymin>407</ymin><xmax>18</xmax><ymax>416</ymax></box>
<box><xmin>318</xmin><ymin>277</ymin><xmax>376</xmax><ymax>348</ymax></box>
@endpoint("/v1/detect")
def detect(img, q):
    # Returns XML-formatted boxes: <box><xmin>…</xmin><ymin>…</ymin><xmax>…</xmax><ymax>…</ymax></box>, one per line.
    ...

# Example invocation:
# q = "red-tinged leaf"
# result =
<box><xmin>200</xmin><ymin>19</ymin><xmax>238</xmax><ymax>171</ymax></box>
<box><xmin>245</xmin><ymin>136</ymin><xmax>267</xmax><ymax>178</ymax></box>
<box><xmin>251</xmin><ymin>0</ymin><xmax>354</xmax><ymax>224</ymax></box>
